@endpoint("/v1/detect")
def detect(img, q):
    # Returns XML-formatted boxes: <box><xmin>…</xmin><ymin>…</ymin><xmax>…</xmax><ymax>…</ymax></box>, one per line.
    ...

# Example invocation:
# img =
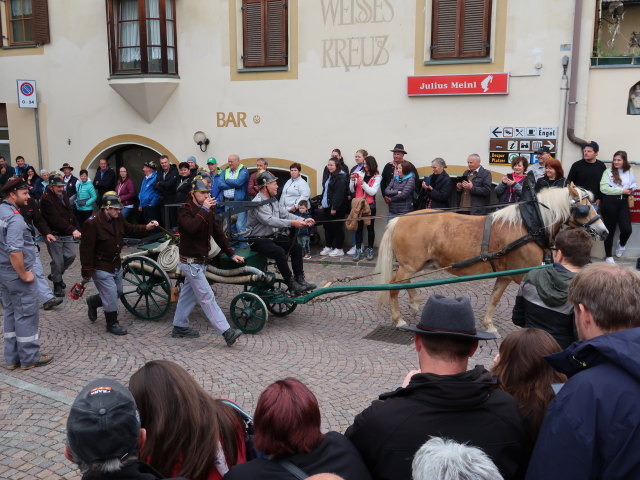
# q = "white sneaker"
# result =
<box><xmin>319</xmin><ymin>247</ymin><xmax>332</xmax><ymax>256</ymax></box>
<box><xmin>615</xmin><ymin>242</ymin><xmax>625</xmax><ymax>258</ymax></box>
<box><xmin>346</xmin><ymin>246</ymin><xmax>357</xmax><ymax>256</ymax></box>
<box><xmin>329</xmin><ymin>248</ymin><xmax>344</xmax><ymax>257</ymax></box>
<box><xmin>605</xmin><ymin>257</ymin><xmax>616</xmax><ymax>263</ymax></box>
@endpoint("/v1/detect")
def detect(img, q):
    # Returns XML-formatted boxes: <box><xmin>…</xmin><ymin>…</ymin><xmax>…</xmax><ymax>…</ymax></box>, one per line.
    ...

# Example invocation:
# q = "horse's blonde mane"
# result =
<box><xmin>491</xmin><ymin>186</ymin><xmax>592</xmax><ymax>229</ymax></box>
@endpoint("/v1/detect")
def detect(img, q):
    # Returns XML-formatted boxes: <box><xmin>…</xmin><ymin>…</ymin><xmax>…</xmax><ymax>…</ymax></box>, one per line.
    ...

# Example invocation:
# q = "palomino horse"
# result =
<box><xmin>376</xmin><ymin>185</ymin><xmax>608</xmax><ymax>332</ymax></box>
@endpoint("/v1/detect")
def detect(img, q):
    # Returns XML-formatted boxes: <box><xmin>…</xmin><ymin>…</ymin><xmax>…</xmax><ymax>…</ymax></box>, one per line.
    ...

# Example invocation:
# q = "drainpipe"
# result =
<box><xmin>566</xmin><ymin>0</ymin><xmax>589</xmax><ymax>147</ymax></box>
<box><xmin>558</xmin><ymin>56</ymin><xmax>570</xmax><ymax>160</ymax></box>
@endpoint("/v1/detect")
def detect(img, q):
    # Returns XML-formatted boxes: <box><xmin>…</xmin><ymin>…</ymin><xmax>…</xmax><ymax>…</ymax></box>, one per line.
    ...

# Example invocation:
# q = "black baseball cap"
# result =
<box><xmin>66</xmin><ymin>378</ymin><xmax>140</xmax><ymax>464</ymax></box>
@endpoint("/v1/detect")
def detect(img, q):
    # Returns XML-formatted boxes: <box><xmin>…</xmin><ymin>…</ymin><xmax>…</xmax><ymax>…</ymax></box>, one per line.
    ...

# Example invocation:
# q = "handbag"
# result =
<box><xmin>628</xmin><ymin>194</ymin><xmax>635</xmax><ymax>209</ymax></box>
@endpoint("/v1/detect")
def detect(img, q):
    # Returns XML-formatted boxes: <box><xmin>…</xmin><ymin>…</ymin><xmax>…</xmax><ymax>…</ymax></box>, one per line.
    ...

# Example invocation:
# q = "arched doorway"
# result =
<box><xmin>81</xmin><ymin>135</ymin><xmax>178</xmax><ymax>189</ymax></box>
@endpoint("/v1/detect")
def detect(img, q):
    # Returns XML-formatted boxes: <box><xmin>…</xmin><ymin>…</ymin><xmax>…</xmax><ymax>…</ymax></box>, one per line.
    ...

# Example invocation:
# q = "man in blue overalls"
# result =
<box><xmin>0</xmin><ymin>177</ymin><xmax>54</xmax><ymax>370</ymax></box>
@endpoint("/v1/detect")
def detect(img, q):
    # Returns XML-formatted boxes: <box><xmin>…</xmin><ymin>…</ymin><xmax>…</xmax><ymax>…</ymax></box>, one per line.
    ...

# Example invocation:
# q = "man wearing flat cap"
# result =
<box><xmin>0</xmin><ymin>177</ymin><xmax>54</xmax><ymax>370</ymax></box>
<box><xmin>346</xmin><ymin>294</ymin><xmax>528</xmax><ymax>480</ymax></box>
<box><xmin>65</xmin><ymin>378</ymin><xmax>187</xmax><ymax>479</ymax></box>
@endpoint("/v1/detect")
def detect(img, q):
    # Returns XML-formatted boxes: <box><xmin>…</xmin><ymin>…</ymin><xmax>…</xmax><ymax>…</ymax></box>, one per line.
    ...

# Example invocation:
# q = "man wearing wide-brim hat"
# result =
<box><xmin>381</xmin><ymin>143</ymin><xmax>420</xmax><ymax>201</ymax></box>
<box><xmin>346</xmin><ymin>294</ymin><xmax>528</xmax><ymax>480</ymax></box>
<box><xmin>60</xmin><ymin>162</ymin><xmax>78</xmax><ymax>202</ymax></box>
<box><xmin>0</xmin><ymin>177</ymin><xmax>54</xmax><ymax>370</ymax></box>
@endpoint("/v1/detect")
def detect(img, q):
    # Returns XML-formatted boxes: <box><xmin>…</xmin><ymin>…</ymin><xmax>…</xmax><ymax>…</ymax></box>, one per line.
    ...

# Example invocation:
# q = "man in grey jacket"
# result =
<box><xmin>247</xmin><ymin>172</ymin><xmax>316</xmax><ymax>295</ymax></box>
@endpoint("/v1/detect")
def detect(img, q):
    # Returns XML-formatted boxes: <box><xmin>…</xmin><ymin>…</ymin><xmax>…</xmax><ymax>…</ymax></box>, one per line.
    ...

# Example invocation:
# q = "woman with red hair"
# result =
<box><xmin>534</xmin><ymin>158</ymin><xmax>565</xmax><ymax>192</ymax></box>
<box><xmin>225</xmin><ymin>378</ymin><xmax>372</xmax><ymax>480</ymax></box>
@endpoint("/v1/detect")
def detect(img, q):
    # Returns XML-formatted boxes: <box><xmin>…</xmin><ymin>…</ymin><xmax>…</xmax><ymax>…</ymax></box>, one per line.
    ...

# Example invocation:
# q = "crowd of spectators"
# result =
<box><xmin>60</xmin><ymin>262</ymin><xmax>640</xmax><ymax>480</ymax></box>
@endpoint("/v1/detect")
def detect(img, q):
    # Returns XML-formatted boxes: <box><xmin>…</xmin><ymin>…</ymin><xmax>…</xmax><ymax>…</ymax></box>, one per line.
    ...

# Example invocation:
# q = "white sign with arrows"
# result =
<box><xmin>490</xmin><ymin>126</ymin><xmax>557</xmax><ymax>139</ymax></box>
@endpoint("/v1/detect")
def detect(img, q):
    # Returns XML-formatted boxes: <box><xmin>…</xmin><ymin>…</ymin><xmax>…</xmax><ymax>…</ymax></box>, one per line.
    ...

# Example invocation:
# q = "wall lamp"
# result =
<box><xmin>193</xmin><ymin>131</ymin><xmax>210</xmax><ymax>152</ymax></box>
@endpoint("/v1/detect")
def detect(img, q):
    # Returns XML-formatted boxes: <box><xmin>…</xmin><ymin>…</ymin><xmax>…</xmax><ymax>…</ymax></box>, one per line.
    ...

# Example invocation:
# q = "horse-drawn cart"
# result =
<box><xmin>117</xmin><ymin>231</ymin><xmax>548</xmax><ymax>335</ymax></box>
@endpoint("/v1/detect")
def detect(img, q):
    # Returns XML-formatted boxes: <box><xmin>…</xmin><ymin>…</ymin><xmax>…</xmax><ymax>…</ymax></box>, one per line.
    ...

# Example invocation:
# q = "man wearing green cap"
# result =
<box><xmin>205</xmin><ymin>157</ymin><xmax>223</xmax><ymax>207</ymax></box>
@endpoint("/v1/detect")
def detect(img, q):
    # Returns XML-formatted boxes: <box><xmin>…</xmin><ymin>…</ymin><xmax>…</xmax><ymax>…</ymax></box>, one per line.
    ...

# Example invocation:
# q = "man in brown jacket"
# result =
<box><xmin>40</xmin><ymin>172</ymin><xmax>82</xmax><ymax>297</ymax></box>
<box><xmin>171</xmin><ymin>176</ymin><xmax>245</xmax><ymax>346</ymax></box>
<box><xmin>80</xmin><ymin>191</ymin><xmax>158</xmax><ymax>335</ymax></box>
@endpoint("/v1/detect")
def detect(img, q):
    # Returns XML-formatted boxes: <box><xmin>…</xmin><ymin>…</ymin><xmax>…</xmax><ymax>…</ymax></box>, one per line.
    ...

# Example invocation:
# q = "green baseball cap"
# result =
<box><xmin>207</xmin><ymin>157</ymin><xmax>217</xmax><ymax>165</ymax></box>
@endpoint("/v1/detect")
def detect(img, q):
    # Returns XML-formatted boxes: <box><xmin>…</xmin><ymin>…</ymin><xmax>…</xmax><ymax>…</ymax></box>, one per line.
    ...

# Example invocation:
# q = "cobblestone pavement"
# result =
<box><xmin>0</xmin><ymin>241</ymin><xmax>631</xmax><ymax>478</ymax></box>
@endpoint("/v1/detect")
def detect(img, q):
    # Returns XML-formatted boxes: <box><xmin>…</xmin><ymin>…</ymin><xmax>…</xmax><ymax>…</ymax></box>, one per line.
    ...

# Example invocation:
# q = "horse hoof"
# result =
<box><xmin>394</xmin><ymin>318</ymin><xmax>408</xmax><ymax>328</ymax></box>
<box><xmin>484</xmin><ymin>325</ymin><xmax>500</xmax><ymax>337</ymax></box>
<box><xmin>409</xmin><ymin>303</ymin><xmax>420</xmax><ymax>314</ymax></box>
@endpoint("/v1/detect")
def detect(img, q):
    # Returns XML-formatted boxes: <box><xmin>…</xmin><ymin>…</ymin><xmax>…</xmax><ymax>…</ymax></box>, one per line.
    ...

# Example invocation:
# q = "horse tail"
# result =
<box><xmin>376</xmin><ymin>218</ymin><xmax>398</xmax><ymax>305</ymax></box>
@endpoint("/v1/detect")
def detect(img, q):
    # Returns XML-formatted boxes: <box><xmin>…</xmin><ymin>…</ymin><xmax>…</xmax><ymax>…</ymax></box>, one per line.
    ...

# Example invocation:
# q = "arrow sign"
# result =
<box><xmin>544</xmin><ymin>141</ymin><xmax>554</xmax><ymax>149</ymax></box>
<box><xmin>492</xmin><ymin>127</ymin><xmax>502</xmax><ymax>138</ymax></box>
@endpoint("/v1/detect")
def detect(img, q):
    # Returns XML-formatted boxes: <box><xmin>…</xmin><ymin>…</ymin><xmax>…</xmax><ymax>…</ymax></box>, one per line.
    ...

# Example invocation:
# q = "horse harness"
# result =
<box><xmin>451</xmin><ymin>192</ymin><xmax>598</xmax><ymax>272</ymax></box>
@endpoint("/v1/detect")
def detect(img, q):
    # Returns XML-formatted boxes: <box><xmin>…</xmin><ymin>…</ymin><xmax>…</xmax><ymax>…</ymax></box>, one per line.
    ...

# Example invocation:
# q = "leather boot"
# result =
<box><xmin>295</xmin><ymin>275</ymin><xmax>316</xmax><ymax>291</ymax></box>
<box><xmin>48</xmin><ymin>274</ymin><xmax>65</xmax><ymax>289</ymax></box>
<box><xmin>86</xmin><ymin>295</ymin><xmax>102</xmax><ymax>322</ymax></box>
<box><xmin>105</xmin><ymin>311</ymin><xmax>127</xmax><ymax>336</ymax></box>
<box><xmin>287</xmin><ymin>278</ymin><xmax>306</xmax><ymax>296</ymax></box>
<box><xmin>222</xmin><ymin>328</ymin><xmax>242</xmax><ymax>346</ymax></box>
<box><xmin>53</xmin><ymin>282</ymin><xmax>65</xmax><ymax>298</ymax></box>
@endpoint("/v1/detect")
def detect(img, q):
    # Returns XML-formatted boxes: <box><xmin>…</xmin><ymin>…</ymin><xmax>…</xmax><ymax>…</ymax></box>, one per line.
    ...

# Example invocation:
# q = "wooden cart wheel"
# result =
<box><xmin>230</xmin><ymin>292</ymin><xmax>268</xmax><ymax>334</ymax></box>
<box><xmin>121</xmin><ymin>256</ymin><xmax>172</xmax><ymax>320</ymax></box>
<box><xmin>252</xmin><ymin>279</ymin><xmax>298</xmax><ymax>317</ymax></box>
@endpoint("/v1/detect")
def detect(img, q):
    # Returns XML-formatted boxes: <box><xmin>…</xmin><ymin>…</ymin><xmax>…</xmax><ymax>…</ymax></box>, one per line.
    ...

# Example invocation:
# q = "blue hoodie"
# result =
<box><xmin>526</xmin><ymin>327</ymin><xmax>640</xmax><ymax>480</ymax></box>
<box><xmin>139</xmin><ymin>171</ymin><xmax>159</xmax><ymax>207</ymax></box>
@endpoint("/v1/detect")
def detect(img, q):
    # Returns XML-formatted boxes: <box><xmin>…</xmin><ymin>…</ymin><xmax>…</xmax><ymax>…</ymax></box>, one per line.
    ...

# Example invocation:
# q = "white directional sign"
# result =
<box><xmin>17</xmin><ymin>80</ymin><xmax>38</xmax><ymax>109</ymax></box>
<box><xmin>490</xmin><ymin>126</ymin><xmax>557</xmax><ymax>139</ymax></box>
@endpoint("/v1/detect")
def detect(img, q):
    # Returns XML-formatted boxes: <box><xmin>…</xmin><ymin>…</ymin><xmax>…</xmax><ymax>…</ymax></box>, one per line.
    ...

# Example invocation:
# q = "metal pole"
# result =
<box><xmin>34</xmin><ymin>108</ymin><xmax>43</xmax><ymax>172</ymax></box>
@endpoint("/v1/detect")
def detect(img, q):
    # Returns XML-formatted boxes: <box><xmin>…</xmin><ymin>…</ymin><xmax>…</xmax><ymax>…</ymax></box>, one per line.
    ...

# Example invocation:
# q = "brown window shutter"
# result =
<box><xmin>265</xmin><ymin>0</ymin><xmax>287</xmax><ymax>66</ymax></box>
<box><xmin>431</xmin><ymin>0</ymin><xmax>459</xmax><ymax>59</ymax></box>
<box><xmin>33</xmin><ymin>0</ymin><xmax>51</xmax><ymax>45</ymax></box>
<box><xmin>461</xmin><ymin>0</ymin><xmax>491</xmax><ymax>57</ymax></box>
<box><xmin>243</xmin><ymin>0</ymin><xmax>265</xmax><ymax>67</ymax></box>
<box><xmin>242</xmin><ymin>0</ymin><xmax>287</xmax><ymax>68</ymax></box>
<box><xmin>431</xmin><ymin>0</ymin><xmax>490</xmax><ymax>59</ymax></box>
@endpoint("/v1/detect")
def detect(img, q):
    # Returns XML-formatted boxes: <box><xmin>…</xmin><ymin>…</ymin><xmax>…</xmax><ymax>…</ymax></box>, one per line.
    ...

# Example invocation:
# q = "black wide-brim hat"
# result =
<box><xmin>390</xmin><ymin>144</ymin><xmax>407</xmax><ymax>154</ymax></box>
<box><xmin>1</xmin><ymin>176</ymin><xmax>28</xmax><ymax>194</ymax></box>
<box><xmin>400</xmin><ymin>294</ymin><xmax>496</xmax><ymax>340</ymax></box>
<box><xmin>60</xmin><ymin>163</ymin><xmax>74</xmax><ymax>171</ymax></box>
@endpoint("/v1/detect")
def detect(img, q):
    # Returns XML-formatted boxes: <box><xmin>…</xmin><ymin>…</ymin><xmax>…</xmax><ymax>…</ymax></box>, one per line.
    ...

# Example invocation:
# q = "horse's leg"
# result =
<box><xmin>390</xmin><ymin>265</ymin><xmax>418</xmax><ymax>328</ymax></box>
<box><xmin>482</xmin><ymin>276</ymin><xmax>511</xmax><ymax>334</ymax></box>
<box><xmin>408</xmin><ymin>287</ymin><xmax>421</xmax><ymax>315</ymax></box>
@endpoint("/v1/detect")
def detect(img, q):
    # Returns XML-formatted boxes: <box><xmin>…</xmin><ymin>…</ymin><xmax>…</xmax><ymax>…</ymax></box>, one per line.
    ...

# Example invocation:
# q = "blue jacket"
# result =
<box><xmin>218</xmin><ymin>165</ymin><xmax>249</xmax><ymax>201</ymax></box>
<box><xmin>74</xmin><ymin>180</ymin><xmax>97</xmax><ymax>211</ymax></box>
<box><xmin>526</xmin><ymin>327</ymin><xmax>640</xmax><ymax>480</ymax></box>
<box><xmin>139</xmin><ymin>171</ymin><xmax>159</xmax><ymax>207</ymax></box>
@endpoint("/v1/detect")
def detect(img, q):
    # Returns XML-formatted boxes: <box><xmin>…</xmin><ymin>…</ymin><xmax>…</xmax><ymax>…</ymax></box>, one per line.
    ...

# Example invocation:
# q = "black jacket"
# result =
<box><xmin>64</xmin><ymin>174</ymin><xmax>79</xmax><ymax>199</ymax></box>
<box><xmin>93</xmin><ymin>167</ymin><xmax>117</xmax><ymax>199</ymax></box>
<box><xmin>565</xmin><ymin>159</ymin><xmax>606</xmax><ymax>201</ymax></box>
<box><xmin>154</xmin><ymin>165</ymin><xmax>179</xmax><ymax>204</ymax></box>
<box><xmin>458</xmin><ymin>166</ymin><xmax>493</xmax><ymax>215</ymax></box>
<box><xmin>345</xmin><ymin>366</ymin><xmax>529</xmax><ymax>480</ymax></box>
<box><xmin>381</xmin><ymin>161</ymin><xmax>420</xmax><ymax>197</ymax></box>
<box><xmin>534</xmin><ymin>176</ymin><xmax>565</xmax><ymax>192</ymax></box>
<box><xmin>225</xmin><ymin>432</ymin><xmax>372</xmax><ymax>480</ymax></box>
<box><xmin>0</xmin><ymin>164</ymin><xmax>15</xmax><ymax>186</ymax></box>
<box><xmin>321</xmin><ymin>172</ymin><xmax>348</xmax><ymax>214</ymax></box>
<box><xmin>175</xmin><ymin>173</ymin><xmax>195</xmax><ymax>204</ymax></box>
<box><xmin>425</xmin><ymin>171</ymin><xmax>453</xmax><ymax>208</ymax></box>
<box><xmin>80</xmin><ymin>459</ymin><xmax>187</xmax><ymax>479</ymax></box>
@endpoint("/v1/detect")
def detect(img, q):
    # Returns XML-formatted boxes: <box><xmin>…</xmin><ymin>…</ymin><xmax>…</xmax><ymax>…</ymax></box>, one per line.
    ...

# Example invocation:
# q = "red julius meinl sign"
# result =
<box><xmin>407</xmin><ymin>73</ymin><xmax>510</xmax><ymax>96</ymax></box>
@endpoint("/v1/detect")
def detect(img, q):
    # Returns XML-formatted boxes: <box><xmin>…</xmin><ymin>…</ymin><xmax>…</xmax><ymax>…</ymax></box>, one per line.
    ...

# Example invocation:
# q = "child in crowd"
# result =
<box><xmin>295</xmin><ymin>200</ymin><xmax>312</xmax><ymax>259</ymax></box>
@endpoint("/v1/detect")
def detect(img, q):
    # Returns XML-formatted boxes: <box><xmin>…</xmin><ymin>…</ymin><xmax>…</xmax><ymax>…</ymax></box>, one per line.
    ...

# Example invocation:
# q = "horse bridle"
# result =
<box><xmin>568</xmin><ymin>192</ymin><xmax>602</xmax><ymax>230</ymax></box>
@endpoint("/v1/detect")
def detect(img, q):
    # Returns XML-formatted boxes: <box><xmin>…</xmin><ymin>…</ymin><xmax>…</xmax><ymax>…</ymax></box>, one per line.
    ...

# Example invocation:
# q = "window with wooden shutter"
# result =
<box><xmin>431</xmin><ymin>0</ymin><xmax>491</xmax><ymax>59</ymax></box>
<box><xmin>4</xmin><ymin>0</ymin><xmax>49</xmax><ymax>46</ymax></box>
<box><xmin>242</xmin><ymin>0</ymin><xmax>288</xmax><ymax>68</ymax></box>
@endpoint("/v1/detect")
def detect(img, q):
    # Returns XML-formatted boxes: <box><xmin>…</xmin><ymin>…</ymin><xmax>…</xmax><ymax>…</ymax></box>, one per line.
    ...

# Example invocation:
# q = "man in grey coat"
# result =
<box><xmin>247</xmin><ymin>172</ymin><xmax>316</xmax><ymax>295</ymax></box>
